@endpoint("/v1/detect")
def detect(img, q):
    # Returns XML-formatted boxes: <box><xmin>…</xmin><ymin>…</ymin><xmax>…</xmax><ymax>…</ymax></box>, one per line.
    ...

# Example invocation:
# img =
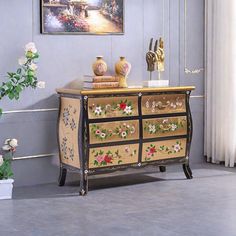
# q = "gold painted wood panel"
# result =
<box><xmin>89</xmin><ymin>120</ymin><xmax>139</xmax><ymax>144</ymax></box>
<box><xmin>59</xmin><ymin>97</ymin><xmax>80</xmax><ymax>168</ymax></box>
<box><xmin>142</xmin><ymin>94</ymin><xmax>186</xmax><ymax>115</ymax></box>
<box><xmin>142</xmin><ymin>139</ymin><xmax>187</xmax><ymax>162</ymax></box>
<box><xmin>88</xmin><ymin>96</ymin><xmax>138</xmax><ymax>119</ymax></box>
<box><xmin>89</xmin><ymin>144</ymin><xmax>139</xmax><ymax>169</ymax></box>
<box><xmin>143</xmin><ymin>116</ymin><xmax>187</xmax><ymax>138</ymax></box>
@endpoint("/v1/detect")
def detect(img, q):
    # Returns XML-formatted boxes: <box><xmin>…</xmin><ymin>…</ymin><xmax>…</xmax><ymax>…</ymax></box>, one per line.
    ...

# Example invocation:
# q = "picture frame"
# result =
<box><xmin>40</xmin><ymin>0</ymin><xmax>124</xmax><ymax>35</ymax></box>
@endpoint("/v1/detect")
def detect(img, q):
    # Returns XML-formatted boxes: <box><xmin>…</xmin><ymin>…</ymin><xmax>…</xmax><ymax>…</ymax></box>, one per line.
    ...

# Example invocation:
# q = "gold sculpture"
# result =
<box><xmin>146</xmin><ymin>38</ymin><xmax>158</xmax><ymax>80</ymax></box>
<box><xmin>156</xmin><ymin>37</ymin><xmax>165</xmax><ymax>73</ymax></box>
<box><xmin>146</xmin><ymin>37</ymin><xmax>165</xmax><ymax>80</ymax></box>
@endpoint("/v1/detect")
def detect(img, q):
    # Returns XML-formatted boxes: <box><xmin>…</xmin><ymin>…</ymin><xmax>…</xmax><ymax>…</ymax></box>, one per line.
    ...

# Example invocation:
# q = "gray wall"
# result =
<box><xmin>0</xmin><ymin>0</ymin><xmax>204</xmax><ymax>186</ymax></box>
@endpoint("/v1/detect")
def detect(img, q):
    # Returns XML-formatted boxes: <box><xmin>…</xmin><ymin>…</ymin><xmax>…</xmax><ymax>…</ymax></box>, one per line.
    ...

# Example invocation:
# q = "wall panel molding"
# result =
<box><xmin>184</xmin><ymin>0</ymin><xmax>204</xmax><ymax>74</ymax></box>
<box><xmin>13</xmin><ymin>153</ymin><xmax>57</xmax><ymax>161</ymax></box>
<box><xmin>2</xmin><ymin>108</ymin><xmax>58</xmax><ymax>114</ymax></box>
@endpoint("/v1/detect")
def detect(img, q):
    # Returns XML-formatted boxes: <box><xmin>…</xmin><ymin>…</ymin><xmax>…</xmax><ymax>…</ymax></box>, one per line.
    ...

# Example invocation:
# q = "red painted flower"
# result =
<box><xmin>104</xmin><ymin>155</ymin><xmax>112</xmax><ymax>163</ymax></box>
<box><xmin>149</xmin><ymin>147</ymin><xmax>156</xmax><ymax>154</ymax></box>
<box><xmin>119</xmin><ymin>102</ymin><xmax>127</xmax><ymax>110</ymax></box>
<box><xmin>95</xmin><ymin>130</ymin><xmax>101</xmax><ymax>135</ymax></box>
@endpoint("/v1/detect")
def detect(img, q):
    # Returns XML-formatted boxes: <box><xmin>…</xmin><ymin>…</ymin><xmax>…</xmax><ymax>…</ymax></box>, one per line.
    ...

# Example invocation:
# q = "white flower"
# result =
<box><xmin>170</xmin><ymin>124</ymin><xmax>177</xmax><ymax>131</ymax></box>
<box><xmin>121</xmin><ymin>131</ymin><xmax>127</xmax><ymax>138</ymax></box>
<box><xmin>105</xmin><ymin>104</ymin><xmax>111</xmax><ymax>110</ymax></box>
<box><xmin>173</xmin><ymin>144</ymin><xmax>181</xmax><ymax>152</ymax></box>
<box><xmin>29</xmin><ymin>63</ymin><xmax>38</xmax><ymax>71</ymax></box>
<box><xmin>18</xmin><ymin>57</ymin><xmax>27</xmax><ymax>66</ymax></box>
<box><xmin>2</xmin><ymin>138</ymin><xmax>18</xmax><ymax>151</ymax></box>
<box><xmin>163</xmin><ymin>119</ymin><xmax>168</xmax><ymax>124</ymax></box>
<box><xmin>100</xmin><ymin>133</ymin><xmax>106</xmax><ymax>139</ymax></box>
<box><xmin>124</xmin><ymin>106</ymin><xmax>132</xmax><ymax>115</ymax></box>
<box><xmin>25</xmin><ymin>42</ymin><xmax>37</xmax><ymax>53</ymax></box>
<box><xmin>37</xmin><ymin>81</ymin><xmax>46</xmax><ymax>89</ymax></box>
<box><xmin>148</xmin><ymin>124</ymin><xmax>156</xmax><ymax>133</ymax></box>
<box><xmin>130</xmin><ymin>126</ymin><xmax>135</xmax><ymax>134</ymax></box>
<box><xmin>5</xmin><ymin>138</ymin><xmax>18</xmax><ymax>147</ymax></box>
<box><xmin>0</xmin><ymin>155</ymin><xmax>3</xmax><ymax>167</ymax></box>
<box><xmin>94</xmin><ymin>106</ymin><xmax>102</xmax><ymax>115</ymax></box>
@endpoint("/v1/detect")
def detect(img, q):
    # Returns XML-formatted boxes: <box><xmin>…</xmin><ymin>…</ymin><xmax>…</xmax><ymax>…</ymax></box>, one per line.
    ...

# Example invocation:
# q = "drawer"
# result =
<box><xmin>89</xmin><ymin>120</ymin><xmax>139</xmax><ymax>144</ymax></box>
<box><xmin>142</xmin><ymin>94</ymin><xmax>186</xmax><ymax>115</ymax></box>
<box><xmin>143</xmin><ymin>116</ymin><xmax>187</xmax><ymax>139</ymax></box>
<box><xmin>89</xmin><ymin>143</ymin><xmax>139</xmax><ymax>169</ymax></box>
<box><xmin>142</xmin><ymin>138</ymin><xmax>187</xmax><ymax>162</ymax></box>
<box><xmin>88</xmin><ymin>96</ymin><xmax>138</xmax><ymax>119</ymax></box>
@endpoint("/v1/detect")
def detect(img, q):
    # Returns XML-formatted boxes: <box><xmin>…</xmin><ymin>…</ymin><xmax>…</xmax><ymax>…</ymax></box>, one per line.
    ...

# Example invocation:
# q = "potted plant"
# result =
<box><xmin>0</xmin><ymin>42</ymin><xmax>44</xmax><ymax>199</ymax></box>
<box><xmin>0</xmin><ymin>139</ymin><xmax>18</xmax><ymax>200</ymax></box>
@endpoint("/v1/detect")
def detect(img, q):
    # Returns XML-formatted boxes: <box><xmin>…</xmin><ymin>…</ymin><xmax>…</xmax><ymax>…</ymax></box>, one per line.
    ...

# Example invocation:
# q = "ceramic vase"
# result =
<box><xmin>92</xmin><ymin>56</ymin><xmax>108</xmax><ymax>76</ymax></box>
<box><xmin>115</xmin><ymin>57</ymin><xmax>131</xmax><ymax>88</ymax></box>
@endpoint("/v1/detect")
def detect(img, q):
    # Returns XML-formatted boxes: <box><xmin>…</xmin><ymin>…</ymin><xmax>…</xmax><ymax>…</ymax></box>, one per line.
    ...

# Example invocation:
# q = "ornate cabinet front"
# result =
<box><xmin>57</xmin><ymin>87</ymin><xmax>195</xmax><ymax>196</ymax></box>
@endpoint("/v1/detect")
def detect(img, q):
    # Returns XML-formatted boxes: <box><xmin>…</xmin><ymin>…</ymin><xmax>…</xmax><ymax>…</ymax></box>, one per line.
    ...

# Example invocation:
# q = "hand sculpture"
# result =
<box><xmin>155</xmin><ymin>37</ymin><xmax>165</xmax><ymax>72</ymax></box>
<box><xmin>146</xmin><ymin>38</ymin><xmax>158</xmax><ymax>72</ymax></box>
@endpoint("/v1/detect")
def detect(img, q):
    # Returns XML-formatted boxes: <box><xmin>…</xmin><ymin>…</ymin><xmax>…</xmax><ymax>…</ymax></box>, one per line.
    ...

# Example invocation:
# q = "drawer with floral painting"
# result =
<box><xmin>89</xmin><ymin>120</ymin><xmax>139</xmax><ymax>144</ymax></box>
<box><xmin>143</xmin><ymin>116</ymin><xmax>187</xmax><ymax>139</ymax></box>
<box><xmin>89</xmin><ymin>143</ymin><xmax>139</xmax><ymax>169</ymax></box>
<box><xmin>88</xmin><ymin>96</ymin><xmax>138</xmax><ymax>119</ymax></box>
<box><xmin>142</xmin><ymin>138</ymin><xmax>187</xmax><ymax>162</ymax></box>
<box><xmin>142</xmin><ymin>94</ymin><xmax>186</xmax><ymax>115</ymax></box>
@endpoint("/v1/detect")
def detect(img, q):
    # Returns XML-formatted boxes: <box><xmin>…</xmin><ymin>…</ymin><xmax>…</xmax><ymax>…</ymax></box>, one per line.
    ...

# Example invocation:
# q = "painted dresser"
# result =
<box><xmin>56</xmin><ymin>86</ymin><xmax>195</xmax><ymax>195</ymax></box>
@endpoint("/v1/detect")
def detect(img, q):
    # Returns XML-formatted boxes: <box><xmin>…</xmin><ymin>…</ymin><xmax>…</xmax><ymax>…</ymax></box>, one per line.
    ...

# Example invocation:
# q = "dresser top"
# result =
<box><xmin>56</xmin><ymin>86</ymin><xmax>195</xmax><ymax>96</ymax></box>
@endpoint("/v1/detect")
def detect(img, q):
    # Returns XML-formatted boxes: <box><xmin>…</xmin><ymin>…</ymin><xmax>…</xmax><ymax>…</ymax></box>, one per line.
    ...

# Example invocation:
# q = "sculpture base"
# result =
<box><xmin>143</xmin><ymin>80</ymin><xmax>169</xmax><ymax>88</ymax></box>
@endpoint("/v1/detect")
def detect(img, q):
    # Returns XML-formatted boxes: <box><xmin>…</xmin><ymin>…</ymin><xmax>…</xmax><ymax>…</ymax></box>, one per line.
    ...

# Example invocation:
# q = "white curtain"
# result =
<box><xmin>205</xmin><ymin>0</ymin><xmax>236</xmax><ymax>167</ymax></box>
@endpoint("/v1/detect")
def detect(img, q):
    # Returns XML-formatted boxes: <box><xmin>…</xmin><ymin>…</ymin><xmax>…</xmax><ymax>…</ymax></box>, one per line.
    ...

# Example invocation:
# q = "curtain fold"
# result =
<box><xmin>205</xmin><ymin>0</ymin><xmax>236</xmax><ymax>167</ymax></box>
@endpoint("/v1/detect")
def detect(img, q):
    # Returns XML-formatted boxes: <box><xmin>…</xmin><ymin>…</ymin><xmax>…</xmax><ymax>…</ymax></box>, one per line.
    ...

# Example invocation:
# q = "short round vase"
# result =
<box><xmin>115</xmin><ymin>57</ymin><xmax>131</xmax><ymax>88</ymax></box>
<box><xmin>92</xmin><ymin>56</ymin><xmax>108</xmax><ymax>76</ymax></box>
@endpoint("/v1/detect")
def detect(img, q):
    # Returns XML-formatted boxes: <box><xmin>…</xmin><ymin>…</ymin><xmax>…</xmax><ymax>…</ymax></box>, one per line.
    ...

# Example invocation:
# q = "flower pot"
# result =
<box><xmin>0</xmin><ymin>179</ymin><xmax>14</xmax><ymax>200</ymax></box>
<box><xmin>115</xmin><ymin>57</ymin><xmax>131</xmax><ymax>88</ymax></box>
<box><xmin>92</xmin><ymin>56</ymin><xmax>108</xmax><ymax>76</ymax></box>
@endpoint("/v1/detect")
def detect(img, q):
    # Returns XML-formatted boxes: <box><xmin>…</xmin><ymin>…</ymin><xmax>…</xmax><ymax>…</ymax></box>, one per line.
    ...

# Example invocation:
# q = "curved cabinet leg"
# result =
<box><xmin>58</xmin><ymin>167</ymin><xmax>67</xmax><ymax>186</ymax></box>
<box><xmin>79</xmin><ymin>170</ymin><xmax>88</xmax><ymax>196</ymax></box>
<box><xmin>159</xmin><ymin>166</ymin><xmax>166</xmax><ymax>172</ymax></box>
<box><xmin>183</xmin><ymin>164</ymin><xmax>193</xmax><ymax>179</ymax></box>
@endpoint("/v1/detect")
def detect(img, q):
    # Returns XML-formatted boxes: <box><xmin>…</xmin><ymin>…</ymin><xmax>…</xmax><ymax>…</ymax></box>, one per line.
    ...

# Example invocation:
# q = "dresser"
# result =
<box><xmin>56</xmin><ymin>86</ymin><xmax>195</xmax><ymax>195</ymax></box>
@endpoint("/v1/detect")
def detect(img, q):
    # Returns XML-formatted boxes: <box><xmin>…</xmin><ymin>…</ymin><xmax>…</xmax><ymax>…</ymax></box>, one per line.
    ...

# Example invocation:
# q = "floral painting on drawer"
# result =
<box><xmin>143</xmin><ymin>116</ymin><xmax>187</xmax><ymax>138</ymax></box>
<box><xmin>89</xmin><ymin>144</ymin><xmax>139</xmax><ymax>169</ymax></box>
<box><xmin>142</xmin><ymin>139</ymin><xmax>187</xmax><ymax>162</ymax></box>
<box><xmin>142</xmin><ymin>94</ymin><xmax>186</xmax><ymax>115</ymax></box>
<box><xmin>41</xmin><ymin>0</ymin><xmax>124</xmax><ymax>35</ymax></box>
<box><xmin>88</xmin><ymin>96</ymin><xmax>138</xmax><ymax>119</ymax></box>
<box><xmin>59</xmin><ymin>97</ymin><xmax>81</xmax><ymax>168</ymax></box>
<box><xmin>89</xmin><ymin>120</ymin><xmax>139</xmax><ymax>144</ymax></box>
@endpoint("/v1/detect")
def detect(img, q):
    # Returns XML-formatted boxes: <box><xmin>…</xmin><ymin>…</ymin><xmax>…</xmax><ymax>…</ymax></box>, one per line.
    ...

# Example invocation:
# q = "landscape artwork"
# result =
<box><xmin>41</xmin><ymin>0</ymin><xmax>124</xmax><ymax>34</ymax></box>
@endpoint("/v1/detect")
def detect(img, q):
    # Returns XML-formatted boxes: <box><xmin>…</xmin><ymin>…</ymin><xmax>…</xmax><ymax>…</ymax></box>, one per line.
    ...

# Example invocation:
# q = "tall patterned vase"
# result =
<box><xmin>115</xmin><ymin>57</ymin><xmax>131</xmax><ymax>88</ymax></box>
<box><xmin>92</xmin><ymin>56</ymin><xmax>108</xmax><ymax>76</ymax></box>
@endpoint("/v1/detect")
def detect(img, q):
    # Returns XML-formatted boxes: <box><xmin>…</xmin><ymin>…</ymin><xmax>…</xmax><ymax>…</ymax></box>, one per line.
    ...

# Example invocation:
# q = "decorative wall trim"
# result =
<box><xmin>184</xmin><ymin>0</ymin><xmax>204</xmax><ymax>74</ymax></box>
<box><xmin>3</xmin><ymin>108</ymin><xmax>58</xmax><ymax>114</ymax></box>
<box><xmin>191</xmin><ymin>95</ymin><xmax>204</xmax><ymax>98</ymax></box>
<box><xmin>13</xmin><ymin>153</ymin><xmax>57</xmax><ymax>161</ymax></box>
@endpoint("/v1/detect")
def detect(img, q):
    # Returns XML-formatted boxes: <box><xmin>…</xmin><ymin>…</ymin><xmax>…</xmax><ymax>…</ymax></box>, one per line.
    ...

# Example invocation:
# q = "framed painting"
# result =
<box><xmin>40</xmin><ymin>0</ymin><xmax>124</xmax><ymax>34</ymax></box>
